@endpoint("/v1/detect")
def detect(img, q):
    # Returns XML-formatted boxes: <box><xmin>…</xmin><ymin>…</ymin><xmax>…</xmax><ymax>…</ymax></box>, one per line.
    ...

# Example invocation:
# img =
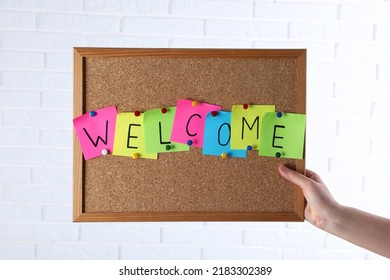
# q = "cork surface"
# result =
<box><xmin>83</xmin><ymin>56</ymin><xmax>299</xmax><ymax>213</ymax></box>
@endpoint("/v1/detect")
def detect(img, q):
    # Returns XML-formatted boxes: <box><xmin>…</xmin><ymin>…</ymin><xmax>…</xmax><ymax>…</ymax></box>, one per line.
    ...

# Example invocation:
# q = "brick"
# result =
<box><xmin>253</xmin><ymin>41</ymin><xmax>334</xmax><ymax>62</ymax></box>
<box><xmin>306</xmin><ymin>118</ymin><xmax>337</xmax><ymax>138</ymax></box>
<box><xmin>0</xmin><ymin>0</ymin><xmax>83</xmax><ymax>11</ymax></box>
<box><xmin>320</xmin><ymin>173</ymin><xmax>363</xmax><ymax>193</ymax></box>
<box><xmin>334</xmin><ymin>81</ymin><xmax>390</xmax><ymax>99</ymax></box>
<box><xmin>206</xmin><ymin>19</ymin><xmax>287</xmax><ymax>39</ymax></box>
<box><xmin>40</xmin><ymin>91</ymin><xmax>72</xmax><ymax>109</ymax></box>
<box><xmin>0</xmin><ymin>90</ymin><xmax>41</xmax><ymax>108</ymax></box>
<box><xmin>121</xmin><ymin>245</ymin><xmax>200</xmax><ymax>259</ymax></box>
<box><xmin>80</xmin><ymin>225</ymin><xmax>160</xmax><ymax>243</ymax></box>
<box><xmin>32</xmin><ymin>167</ymin><xmax>72</xmax><ymax>185</ymax></box>
<box><xmin>38</xmin><ymin>13</ymin><xmax>120</xmax><ymax>33</ymax></box>
<box><xmin>338</xmin><ymin>119</ymin><xmax>390</xmax><ymax>139</ymax></box>
<box><xmin>375</xmin><ymin>24</ymin><xmax>390</xmax><ymax>41</ymax></box>
<box><xmin>289</xmin><ymin>22</ymin><xmax>373</xmax><ymax>41</ymax></box>
<box><xmin>0</xmin><ymin>242</ymin><xmax>35</xmax><ymax>259</ymax></box>
<box><xmin>336</xmin><ymin>43</ymin><xmax>390</xmax><ymax>62</ymax></box>
<box><xmin>283</xmin><ymin>248</ymin><xmax>365</xmax><ymax>260</ymax></box>
<box><xmin>3</xmin><ymin>109</ymin><xmax>72</xmax><ymax>128</ymax></box>
<box><xmin>0</xmin><ymin>166</ymin><xmax>31</xmax><ymax>183</ymax></box>
<box><xmin>363</xmin><ymin>176</ymin><xmax>390</xmax><ymax>193</ymax></box>
<box><xmin>306</xmin><ymin>156</ymin><xmax>329</xmax><ymax>174</ymax></box>
<box><xmin>84</xmin><ymin>0</ymin><xmax>169</xmax><ymax>14</ymax></box>
<box><xmin>0</xmin><ymin>51</ymin><xmax>44</xmax><ymax>69</ymax></box>
<box><xmin>0</xmin><ymin>203</ymin><xmax>42</xmax><ymax>222</ymax></box>
<box><xmin>371</xmin><ymin>101</ymin><xmax>390</xmax><ymax>119</ymax></box>
<box><xmin>203</xmin><ymin>246</ymin><xmax>281</xmax><ymax>260</ymax></box>
<box><xmin>244</xmin><ymin>229</ymin><xmax>324</xmax><ymax>248</ymax></box>
<box><xmin>171</xmin><ymin>38</ymin><xmax>251</xmax><ymax>48</ymax></box>
<box><xmin>1</xmin><ymin>31</ymin><xmax>84</xmax><ymax>51</ymax></box>
<box><xmin>308</xmin><ymin>99</ymin><xmax>371</xmax><ymax>119</ymax></box>
<box><xmin>40</xmin><ymin>129</ymin><xmax>72</xmax><ymax>148</ymax></box>
<box><xmin>1</xmin><ymin>71</ymin><xmax>71</xmax><ymax>90</ymax></box>
<box><xmin>43</xmin><ymin>205</ymin><xmax>71</xmax><ymax>222</ymax></box>
<box><xmin>0</xmin><ymin>147</ymin><xmax>71</xmax><ymax>166</ymax></box>
<box><xmin>121</xmin><ymin>16</ymin><xmax>203</xmax><ymax>36</ymax></box>
<box><xmin>0</xmin><ymin>127</ymin><xmax>40</xmax><ymax>146</ymax></box>
<box><xmin>337</xmin><ymin>193</ymin><xmax>390</xmax><ymax>215</ymax></box>
<box><xmin>307</xmin><ymin>137</ymin><xmax>370</xmax><ymax>157</ymax></box>
<box><xmin>0</xmin><ymin>10</ymin><xmax>36</xmax><ymax>29</ymax></box>
<box><xmin>171</xmin><ymin>0</ymin><xmax>252</xmax><ymax>18</ymax></box>
<box><xmin>86</xmin><ymin>34</ymin><xmax>168</xmax><ymax>47</ymax></box>
<box><xmin>1</xmin><ymin>186</ymin><xmax>71</xmax><ymax>204</ymax></box>
<box><xmin>370</xmin><ymin>139</ymin><xmax>390</xmax><ymax>158</ymax></box>
<box><xmin>45</xmin><ymin>53</ymin><xmax>72</xmax><ymax>70</ymax></box>
<box><xmin>36</xmin><ymin>243</ymin><xmax>119</xmax><ymax>260</ymax></box>
<box><xmin>162</xmin><ymin>227</ymin><xmax>242</xmax><ymax>245</ymax></box>
<box><xmin>309</xmin><ymin>62</ymin><xmax>376</xmax><ymax>81</ymax></box>
<box><xmin>330</xmin><ymin>157</ymin><xmax>389</xmax><ymax>176</ymax></box>
<box><xmin>377</xmin><ymin>64</ymin><xmax>390</xmax><ymax>80</ymax></box>
<box><xmin>339</xmin><ymin>4</ymin><xmax>390</xmax><ymax>21</ymax></box>
<box><xmin>0</xmin><ymin>223</ymin><xmax>78</xmax><ymax>241</ymax></box>
<box><xmin>255</xmin><ymin>2</ymin><xmax>337</xmax><ymax>21</ymax></box>
<box><xmin>325</xmin><ymin>232</ymin><xmax>370</xmax><ymax>251</ymax></box>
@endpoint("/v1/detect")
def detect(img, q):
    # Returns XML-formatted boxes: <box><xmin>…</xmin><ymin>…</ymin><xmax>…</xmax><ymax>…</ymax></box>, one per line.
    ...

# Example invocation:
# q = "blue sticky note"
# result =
<box><xmin>203</xmin><ymin>111</ymin><xmax>246</xmax><ymax>158</ymax></box>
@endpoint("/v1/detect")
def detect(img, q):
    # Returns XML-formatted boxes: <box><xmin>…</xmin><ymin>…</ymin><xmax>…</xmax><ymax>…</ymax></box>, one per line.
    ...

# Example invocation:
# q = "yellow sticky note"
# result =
<box><xmin>113</xmin><ymin>112</ymin><xmax>158</xmax><ymax>159</ymax></box>
<box><xmin>230</xmin><ymin>105</ymin><xmax>275</xmax><ymax>150</ymax></box>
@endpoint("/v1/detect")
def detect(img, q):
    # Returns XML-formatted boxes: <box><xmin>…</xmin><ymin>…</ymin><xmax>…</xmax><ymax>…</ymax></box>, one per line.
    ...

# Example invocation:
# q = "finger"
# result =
<box><xmin>305</xmin><ymin>169</ymin><xmax>324</xmax><ymax>184</ymax></box>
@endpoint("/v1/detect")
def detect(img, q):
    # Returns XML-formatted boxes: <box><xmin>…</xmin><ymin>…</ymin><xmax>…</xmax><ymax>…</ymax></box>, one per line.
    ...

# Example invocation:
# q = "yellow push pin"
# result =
<box><xmin>192</xmin><ymin>100</ymin><xmax>199</xmax><ymax>107</ymax></box>
<box><xmin>221</xmin><ymin>152</ymin><xmax>227</xmax><ymax>159</ymax></box>
<box><xmin>132</xmin><ymin>153</ymin><xmax>139</xmax><ymax>159</ymax></box>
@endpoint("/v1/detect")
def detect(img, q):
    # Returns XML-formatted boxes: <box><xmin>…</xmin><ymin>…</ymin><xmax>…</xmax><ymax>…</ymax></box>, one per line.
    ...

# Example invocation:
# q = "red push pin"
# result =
<box><xmin>243</xmin><ymin>103</ymin><xmax>249</xmax><ymax>110</ymax></box>
<box><xmin>211</xmin><ymin>111</ymin><xmax>218</xmax><ymax>117</ymax></box>
<box><xmin>134</xmin><ymin>111</ymin><xmax>141</xmax><ymax>117</ymax></box>
<box><xmin>161</xmin><ymin>107</ymin><xmax>167</xmax><ymax>114</ymax></box>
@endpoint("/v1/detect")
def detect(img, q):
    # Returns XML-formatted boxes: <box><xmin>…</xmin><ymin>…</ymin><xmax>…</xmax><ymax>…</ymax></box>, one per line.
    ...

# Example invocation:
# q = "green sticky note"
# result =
<box><xmin>113</xmin><ymin>112</ymin><xmax>158</xmax><ymax>159</ymax></box>
<box><xmin>144</xmin><ymin>107</ymin><xmax>189</xmax><ymax>153</ymax></box>
<box><xmin>231</xmin><ymin>105</ymin><xmax>275</xmax><ymax>150</ymax></box>
<box><xmin>258</xmin><ymin>112</ymin><xmax>306</xmax><ymax>159</ymax></box>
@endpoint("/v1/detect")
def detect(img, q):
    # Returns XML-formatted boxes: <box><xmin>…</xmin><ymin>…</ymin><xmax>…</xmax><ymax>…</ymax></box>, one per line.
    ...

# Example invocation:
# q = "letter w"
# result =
<box><xmin>83</xmin><ymin>120</ymin><xmax>109</xmax><ymax>147</ymax></box>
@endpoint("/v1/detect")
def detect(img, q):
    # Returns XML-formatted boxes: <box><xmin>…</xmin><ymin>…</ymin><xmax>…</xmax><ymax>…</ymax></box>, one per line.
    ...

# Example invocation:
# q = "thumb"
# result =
<box><xmin>278</xmin><ymin>164</ymin><xmax>310</xmax><ymax>189</ymax></box>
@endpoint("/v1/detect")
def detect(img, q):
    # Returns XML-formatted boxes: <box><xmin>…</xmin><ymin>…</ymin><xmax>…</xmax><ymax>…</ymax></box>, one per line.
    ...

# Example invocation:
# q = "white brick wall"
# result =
<box><xmin>0</xmin><ymin>0</ymin><xmax>389</xmax><ymax>260</ymax></box>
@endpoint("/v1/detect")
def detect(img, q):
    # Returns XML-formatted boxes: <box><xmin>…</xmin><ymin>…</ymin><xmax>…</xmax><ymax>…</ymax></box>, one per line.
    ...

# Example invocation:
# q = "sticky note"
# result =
<box><xmin>258</xmin><ymin>112</ymin><xmax>306</xmax><ymax>159</ymax></box>
<box><xmin>170</xmin><ymin>99</ymin><xmax>222</xmax><ymax>147</ymax></box>
<box><xmin>231</xmin><ymin>105</ymin><xmax>275</xmax><ymax>150</ymax></box>
<box><xmin>144</xmin><ymin>107</ymin><xmax>189</xmax><ymax>153</ymax></box>
<box><xmin>203</xmin><ymin>111</ymin><xmax>246</xmax><ymax>158</ymax></box>
<box><xmin>113</xmin><ymin>112</ymin><xmax>158</xmax><ymax>159</ymax></box>
<box><xmin>73</xmin><ymin>105</ymin><xmax>117</xmax><ymax>160</ymax></box>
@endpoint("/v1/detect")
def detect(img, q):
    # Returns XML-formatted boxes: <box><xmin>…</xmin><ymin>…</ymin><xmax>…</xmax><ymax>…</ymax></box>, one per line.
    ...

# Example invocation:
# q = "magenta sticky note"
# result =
<box><xmin>170</xmin><ymin>99</ymin><xmax>222</xmax><ymax>147</ymax></box>
<box><xmin>73</xmin><ymin>105</ymin><xmax>117</xmax><ymax>160</ymax></box>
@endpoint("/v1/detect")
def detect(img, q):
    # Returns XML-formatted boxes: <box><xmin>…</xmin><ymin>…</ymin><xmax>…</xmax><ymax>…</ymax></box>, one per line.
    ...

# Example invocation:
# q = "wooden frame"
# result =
<box><xmin>73</xmin><ymin>48</ymin><xmax>306</xmax><ymax>222</ymax></box>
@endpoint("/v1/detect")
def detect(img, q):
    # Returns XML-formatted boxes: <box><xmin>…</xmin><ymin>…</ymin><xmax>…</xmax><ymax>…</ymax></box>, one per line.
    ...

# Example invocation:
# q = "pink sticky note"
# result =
<box><xmin>73</xmin><ymin>105</ymin><xmax>117</xmax><ymax>160</ymax></box>
<box><xmin>170</xmin><ymin>99</ymin><xmax>222</xmax><ymax>147</ymax></box>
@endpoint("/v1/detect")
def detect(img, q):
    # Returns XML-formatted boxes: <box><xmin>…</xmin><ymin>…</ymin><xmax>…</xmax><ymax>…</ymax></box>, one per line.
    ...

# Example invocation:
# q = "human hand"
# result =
<box><xmin>278</xmin><ymin>165</ymin><xmax>340</xmax><ymax>230</ymax></box>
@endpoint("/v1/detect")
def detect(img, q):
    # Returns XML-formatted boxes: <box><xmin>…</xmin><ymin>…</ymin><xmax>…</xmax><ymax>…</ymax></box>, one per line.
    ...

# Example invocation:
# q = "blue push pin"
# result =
<box><xmin>276</xmin><ymin>112</ymin><xmax>283</xmax><ymax>118</ymax></box>
<box><xmin>89</xmin><ymin>111</ymin><xmax>97</xmax><ymax>117</ymax></box>
<box><xmin>275</xmin><ymin>152</ymin><xmax>282</xmax><ymax>158</ymax></box>
<box><xmin>187</xmin><ymin>140</ymin><xmax>193</xmax><ymax>146</ymax></box>
<box><xmin>247</xmin><ymin>145</ymin><xmax>253</xmax><ymax>151</ymax></box>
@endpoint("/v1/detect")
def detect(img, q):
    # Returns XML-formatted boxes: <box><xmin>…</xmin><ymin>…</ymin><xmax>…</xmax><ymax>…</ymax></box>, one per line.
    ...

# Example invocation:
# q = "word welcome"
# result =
<box><xmin>73</xmin><ymin>99</ymin><xmax>306</xmax><ymax>161</ymax></box>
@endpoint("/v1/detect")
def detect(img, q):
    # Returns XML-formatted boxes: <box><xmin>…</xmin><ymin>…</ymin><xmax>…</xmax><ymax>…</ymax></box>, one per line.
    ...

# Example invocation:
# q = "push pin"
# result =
<box><xmin>192</xmin><ymin>100</ymin><xmax>199</xmax><ymax>107</ymax></box>
<box><xmin>165</xmin><ymin>144</ymin><xmax>171</xmax><ymax>151</ymax></box>
<box><xmin>247</xmin><ymin>145</ymin><xmax>253</xmax><ymax>151</ymax></box>
<box><xmin>276</xmin><ymin>112</ymin><xmax>283</xmax><ymax>118</ymax></box>
<box><xmin>89</xmin><ymin>111</ymin><xmax>97</xmax><ymax>117</ymax></box>
<box><xmin>275</xmin><ymin>152</ymin><xmax>282</xmax><ymax>158</ymax></box>
<box><xmin>187</xmin><ymin>140</ymin><xmax>193</xmax><ymax>146</ymax></box>
<box><xmin>211</xmin><ymin>111</ymin><xmax>218</xmax><ymax>117</ymax></box>
<box><xmin>134</xmin><ymin>111</ymin><xmax>141</xmax><ymax>117</ymax></box>
<box><xmin>161</xmin><ymin>107</ymin><xmax>167</xmax><ymax>114</ymax></box>
<box><xmin>132</xmin><ymin>153</ymin><xmax>140</xmax><ymax>159</ymax></box>
<box><xmin>221</xmin><ymin>152</ymin><xmax>227</xmax><ymax>159</ymax></box>
<box><xmin>101</xmin><ymin>149</ymin><xmax>108</xmax><ymax>156</ymax></box>
<box><xmin>243</xmin><ymin>103</ymin><xmax>249</xmax><ymax>110</ymax></box>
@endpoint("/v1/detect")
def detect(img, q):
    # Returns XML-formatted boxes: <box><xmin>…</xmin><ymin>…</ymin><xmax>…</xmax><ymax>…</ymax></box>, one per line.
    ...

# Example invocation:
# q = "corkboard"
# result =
<box><xmin>73</xmin><ymin>48</ymin><xmax>306</xmax><ymax>222</ymax></box>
